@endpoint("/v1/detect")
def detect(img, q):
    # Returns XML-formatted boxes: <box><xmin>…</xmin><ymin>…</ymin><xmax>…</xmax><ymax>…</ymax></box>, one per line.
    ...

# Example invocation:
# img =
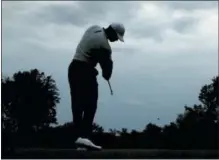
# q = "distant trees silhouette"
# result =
<box><xmin>2</xmin><ymin>69</ymin><xmax>60</xmax><ymax>150</ymax></box>
<box><xmin>2</xmin><ymin>69</ymin><xmax>218</xmax><ymax>152</ymax></box>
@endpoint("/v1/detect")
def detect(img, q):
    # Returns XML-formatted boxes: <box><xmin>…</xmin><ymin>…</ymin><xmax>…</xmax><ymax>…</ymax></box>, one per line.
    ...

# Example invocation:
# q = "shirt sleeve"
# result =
<box><xmin>97</xmin><ymin>47</ymin><xmax>113</xmax><ymax>81</ymax></box>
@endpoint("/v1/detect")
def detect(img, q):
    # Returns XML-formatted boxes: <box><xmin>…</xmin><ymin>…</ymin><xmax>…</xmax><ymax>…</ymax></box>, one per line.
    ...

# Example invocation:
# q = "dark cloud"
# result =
<box><xmin>163</xmin><ymin>1</ymin><xmax>218</xmax><ymax>10</ymax></box>
<box><xmin>34</xmin><ymin>2</ymin><xmax>106</xmax><ymax>26</ymax></box>
<box><xmin>172</xmin><ymin>17</ymin><xmax>199</xmax><ymax>34</ymax></box>
<box><xmin>129</xmin><ymin>24</ymin><xmax>165</xmax><ymax>42</ymax></box>
<box><xmin>127</xmin><ymin>1</ymin><xmax>217</xmax><ymax>41</ymax></box>
<box><xmin>34</xmin><ymin>1</ymin><xmax>140</xmax><ymax>27</ymax></box>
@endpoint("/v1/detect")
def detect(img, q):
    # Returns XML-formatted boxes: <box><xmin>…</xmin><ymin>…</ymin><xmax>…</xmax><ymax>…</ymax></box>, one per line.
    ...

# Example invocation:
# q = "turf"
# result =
<box><xmin>3</xmin><ymin>148</ymin><xmax>219</xmax><ymax>159</ymax></box>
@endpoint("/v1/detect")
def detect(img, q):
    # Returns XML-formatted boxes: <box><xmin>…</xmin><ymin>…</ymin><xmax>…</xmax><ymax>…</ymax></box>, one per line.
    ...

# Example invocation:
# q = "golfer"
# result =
<box><xmin>68</xmin><ymin>23</ymin><xmax>125</xmax><ymax>150</ymax></box>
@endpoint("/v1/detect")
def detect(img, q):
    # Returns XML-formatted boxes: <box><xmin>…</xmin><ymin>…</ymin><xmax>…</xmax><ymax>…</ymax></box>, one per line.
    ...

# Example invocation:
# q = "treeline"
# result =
<box><xmin>2</xmin><ymin>69</ymin><xmax>218</xmax><ymax>152</ymax></box>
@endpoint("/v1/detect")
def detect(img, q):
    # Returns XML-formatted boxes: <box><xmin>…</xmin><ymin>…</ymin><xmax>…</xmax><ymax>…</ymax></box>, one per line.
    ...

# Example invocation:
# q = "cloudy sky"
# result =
<box><xmin>2</xmin><ymin>1</ymin><xmax>218</xmax><ymax>131</ymax></box>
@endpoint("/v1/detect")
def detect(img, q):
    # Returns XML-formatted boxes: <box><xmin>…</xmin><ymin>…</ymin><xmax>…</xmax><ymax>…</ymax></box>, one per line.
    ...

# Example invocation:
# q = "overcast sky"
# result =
<box><xmin>2</xmin><ymin>1</ymin><xmax>218</xmax><ymax>131</ymax></box>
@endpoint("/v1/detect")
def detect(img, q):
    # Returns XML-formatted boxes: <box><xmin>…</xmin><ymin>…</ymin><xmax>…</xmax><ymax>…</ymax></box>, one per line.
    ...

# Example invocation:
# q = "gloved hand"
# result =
<box><xmin>103</xmin><ymin>73</ymin><xmax>111</xmax><ymax>81</ymax></box>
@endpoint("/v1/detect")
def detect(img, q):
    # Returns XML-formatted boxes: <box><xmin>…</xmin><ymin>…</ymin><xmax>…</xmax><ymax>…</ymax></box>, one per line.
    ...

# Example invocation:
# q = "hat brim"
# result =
<box><xmin>117</xmin><ymin>33</ymin><xmax>124</xmax><ymax>42</ymax></box>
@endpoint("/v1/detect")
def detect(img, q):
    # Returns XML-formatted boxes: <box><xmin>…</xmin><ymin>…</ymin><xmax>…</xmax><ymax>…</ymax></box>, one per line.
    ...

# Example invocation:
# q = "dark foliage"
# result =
<box><xmin>2</xmin><ymin>69</ymin><xmax>60</xmax><ymax>150</ymax></box>
<box><xmin>2</xmin><ymin>71</ymin><xmax>218</xmax><ymax>151</ymax></box>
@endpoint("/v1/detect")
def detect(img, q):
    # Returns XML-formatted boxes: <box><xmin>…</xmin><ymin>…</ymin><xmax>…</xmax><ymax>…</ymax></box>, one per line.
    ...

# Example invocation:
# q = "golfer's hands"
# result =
<box><xmin>103</xmin><ymin>74</ymin><xmax>111</xmax><ymax>81</ymax></box>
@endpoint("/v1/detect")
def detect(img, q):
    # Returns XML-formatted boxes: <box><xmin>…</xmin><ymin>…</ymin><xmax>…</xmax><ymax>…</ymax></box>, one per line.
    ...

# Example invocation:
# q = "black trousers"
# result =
<box><xmin>68</xmin><ymin>60</ymin><xmax>98</xmax><ymax>141</ymax></box>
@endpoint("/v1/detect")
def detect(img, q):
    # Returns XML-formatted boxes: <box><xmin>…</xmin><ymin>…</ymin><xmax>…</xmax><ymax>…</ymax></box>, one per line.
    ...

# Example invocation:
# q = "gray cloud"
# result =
<box><xmin>33</xmin><ymin>1</ymin><xmax>141</xmax><ymax>27</ymax></box>
<box><xmin>163</xmin><ymin>1</ymin><xmax>218</xmax><ymax>10</ymax></box>
<box><xmin>34</xmin><ymin>2</ymin><xmax>106</xmax><ymax>26</ymax></box>
<box><xmin>129</xmin><ymin>24</ymin><xmax>165</xmax><ymax>42</ymax></box>
<box><xmin>172</xmin><ymin>17</ymin><xmax>199</xmax><ymax>34</ymax></box>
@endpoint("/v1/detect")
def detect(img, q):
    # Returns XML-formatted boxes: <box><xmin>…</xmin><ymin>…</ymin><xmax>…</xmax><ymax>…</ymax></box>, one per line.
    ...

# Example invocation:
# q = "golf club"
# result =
<box><xmin>107</xmin><ymin>80</ymin><xmax>113</xmax><ymax>95</ymax></box>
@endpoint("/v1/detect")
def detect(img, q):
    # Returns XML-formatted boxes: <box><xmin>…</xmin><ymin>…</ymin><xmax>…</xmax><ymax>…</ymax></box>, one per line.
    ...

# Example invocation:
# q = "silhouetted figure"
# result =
<box><xmin>68</xmin><ymin>23</ymin><xmax>125</xmax><ymax>150</ymax></box>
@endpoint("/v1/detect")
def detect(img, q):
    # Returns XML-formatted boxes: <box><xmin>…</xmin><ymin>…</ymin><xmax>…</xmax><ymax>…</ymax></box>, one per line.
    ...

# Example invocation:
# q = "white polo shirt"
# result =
<box><xmin>73</xmin><ymin>25</ymin><xmax>112</xmax><ymax>67</ymax></box>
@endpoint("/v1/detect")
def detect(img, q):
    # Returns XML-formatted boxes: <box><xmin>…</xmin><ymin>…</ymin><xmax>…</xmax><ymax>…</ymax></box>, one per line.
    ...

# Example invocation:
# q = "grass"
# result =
<box><xmin>3</xmin><ymin>148</ymin><xmax>219</xmax><ymax>159</ymax></box>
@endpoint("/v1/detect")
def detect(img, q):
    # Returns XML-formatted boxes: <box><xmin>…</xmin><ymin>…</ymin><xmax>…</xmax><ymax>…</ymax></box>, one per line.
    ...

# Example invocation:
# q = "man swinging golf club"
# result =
<box><xmin>68</xmin><ymin>23</ymin><xmax>125</xmax><ymax>150</ymax></box>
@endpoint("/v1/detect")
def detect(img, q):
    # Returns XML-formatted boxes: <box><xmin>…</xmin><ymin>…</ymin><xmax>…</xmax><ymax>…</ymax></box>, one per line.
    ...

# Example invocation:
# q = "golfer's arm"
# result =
<box><xmin>98</xmin><ymin>49</ymin><xmax>113</xmax><ymax>81</ymax></box>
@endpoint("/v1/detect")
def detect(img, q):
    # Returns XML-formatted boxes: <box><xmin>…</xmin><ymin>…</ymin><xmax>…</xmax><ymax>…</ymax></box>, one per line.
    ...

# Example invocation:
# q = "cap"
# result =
<box><xmin>110</xmin><ymin>23</ymin><xmax>125</xmax><ymax>42</ymax></box>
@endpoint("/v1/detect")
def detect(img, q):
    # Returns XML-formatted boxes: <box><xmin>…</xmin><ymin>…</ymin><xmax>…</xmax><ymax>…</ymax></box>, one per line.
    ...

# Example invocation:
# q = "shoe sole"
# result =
<box><xmin>76</xmin><ymin>147</ymin><xmax>87</xmax><ymax>151</ymax></box>
<box><xmin>75</xmin><ymin>143</ymin><xmax>102</xmax><ymax>151</ymax></box>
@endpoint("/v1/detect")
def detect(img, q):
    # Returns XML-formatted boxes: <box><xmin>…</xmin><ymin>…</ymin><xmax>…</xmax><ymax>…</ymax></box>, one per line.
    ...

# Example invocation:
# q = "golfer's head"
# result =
<box><xmin>107</xmin><ymin>23</ymin><xmax>125</xmax><ymax>42</ymax></box>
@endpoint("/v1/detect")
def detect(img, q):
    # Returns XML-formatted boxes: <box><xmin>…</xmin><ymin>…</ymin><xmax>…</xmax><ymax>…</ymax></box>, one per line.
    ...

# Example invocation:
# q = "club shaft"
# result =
<box><xmin>107</xmin><ymin>80</ymin><xmax>113</xmax><ymax>95</ymax></box>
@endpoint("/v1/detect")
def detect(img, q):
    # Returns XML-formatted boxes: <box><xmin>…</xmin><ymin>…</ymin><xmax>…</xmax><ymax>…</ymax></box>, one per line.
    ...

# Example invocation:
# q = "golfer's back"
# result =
<box><xmin>74</xmin><ymin>25</ymin><xmax>111</xmax><ymax>67</ymax></box>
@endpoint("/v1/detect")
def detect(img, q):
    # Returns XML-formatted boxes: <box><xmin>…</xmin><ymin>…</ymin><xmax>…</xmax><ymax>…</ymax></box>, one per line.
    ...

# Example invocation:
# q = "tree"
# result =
<box><xmin>2</xmin><ymin>69</ymin><xmax>60</xmax><ymax>132</ymax></box>
<box><xmin>109</xmin><ymin>129</ymin><xmax>119</xmax><ymax>136</ymax></box>
<box><xmin>162</xmin><ymin>122</ymin><xmax>178</xmax><ymax>148</ymax></box>
<box><xmin>174</xmin><ymin>76</ymin><xmax>219</xmax><ymax>149</ymax></box>
<box><xmin>199</xmin><ymin>76</ymin><xmax>218</xmax><ymax>122</ymax></box>
<box><xmin>176</xmin><ymin>76</ymin><xmax>218</xmax><ymax>128</ymax></box>
<box><xmin>120</xmin><ymin>128</ymin><xmax>128</xmax><ymax>136</ymax></box>
<box><xmin>92</xmin><ymin>123</ymin><xmax>104</xmax><ymax>133</ymax></box>
<box><xmin>143</xmin><ymin>123</ymin><xmax>161</xmax><ymax>134</ymax></box>
<box><xmin>199</xmin><ymin>76</ymin><xmax>218</xmax><ymax>107</ymax></box>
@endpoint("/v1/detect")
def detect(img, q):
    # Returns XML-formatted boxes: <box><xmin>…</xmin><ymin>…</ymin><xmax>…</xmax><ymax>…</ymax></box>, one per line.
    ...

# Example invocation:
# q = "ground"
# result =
<box><xmin>2</xmin><ymin>148</ymin><xmax>219</xmax><ymax>159</ymax></box>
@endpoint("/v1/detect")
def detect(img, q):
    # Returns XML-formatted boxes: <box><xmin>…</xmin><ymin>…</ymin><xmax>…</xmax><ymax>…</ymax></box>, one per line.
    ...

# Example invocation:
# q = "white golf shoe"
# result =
<box><xmin>75</xmin><ymin>137</ymin><xmax>102</xmax><ymax>150</ymax></box>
